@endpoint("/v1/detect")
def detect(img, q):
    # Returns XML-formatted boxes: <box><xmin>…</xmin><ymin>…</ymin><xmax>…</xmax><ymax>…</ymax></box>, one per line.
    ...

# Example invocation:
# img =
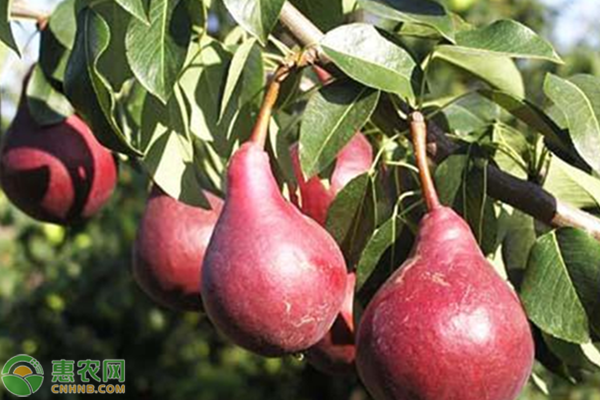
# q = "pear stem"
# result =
<box><xmin>410</xmin><ymin>112</ymin><xmax>440</xmax><ymax>212</ymax></box>
<box><xmin>249</xmin><ymin>66</ymin><xmax>290</xmax><ymax>148</ymax></box>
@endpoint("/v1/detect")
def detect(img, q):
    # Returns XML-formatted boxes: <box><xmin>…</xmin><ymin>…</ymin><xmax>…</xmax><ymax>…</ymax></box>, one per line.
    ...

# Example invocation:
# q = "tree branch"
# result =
<box><xmin>278</xmin><ymin>1</ymin><xmax>600</xmax><ymax>242</ymax></box>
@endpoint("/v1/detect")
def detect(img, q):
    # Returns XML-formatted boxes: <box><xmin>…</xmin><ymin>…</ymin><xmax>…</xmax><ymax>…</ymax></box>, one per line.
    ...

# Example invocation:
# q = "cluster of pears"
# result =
<box><xmin>3</xmin><ymin>65</ymin><xmax>535</xmax><ymax>397</ymax></box>
<box><xmin>131</xmin><ymin>67</ymin><xmax>534</xmax><ymax>400</ymax></box>
<box><xmin>0</xmin><ymin>71</ymin><xmax>117</xmax><ymax>225</ymax></box>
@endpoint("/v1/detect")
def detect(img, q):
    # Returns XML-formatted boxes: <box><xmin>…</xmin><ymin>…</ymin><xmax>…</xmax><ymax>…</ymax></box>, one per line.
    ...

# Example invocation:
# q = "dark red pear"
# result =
<box><xmin>290</xmin><ymin>133</ymin><xmax>373</xmax><ymax>225</ymax></box>
<box><xmin>356</xmin><ymin>112</ymin><xmax>534</xmax><ymax>400</ymax></box>
<box><xmin>0</xmin><ymin>91</ymin><xmax>117</xmax><ymax>225</ymax></box>
<box><xmin>305</xmin><ymin>271</ymin><xmax>356</xmax><ymax>375</ymax></box>
<box><xmin>202</xmin><ymin>141</ymin><xmax>348</xmax><ymax>357</ymax></box>
<box><xmin>133</xmin><ymin>185</ymin><xmax>223</xmax><ymax>312</ymax></box>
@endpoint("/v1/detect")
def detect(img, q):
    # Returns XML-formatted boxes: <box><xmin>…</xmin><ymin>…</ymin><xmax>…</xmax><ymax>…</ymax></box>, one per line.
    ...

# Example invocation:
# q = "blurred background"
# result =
<box><xmin>1</xmin><ymin>0</ymin><xmax>600</xmax><ymax>399</ymax></box>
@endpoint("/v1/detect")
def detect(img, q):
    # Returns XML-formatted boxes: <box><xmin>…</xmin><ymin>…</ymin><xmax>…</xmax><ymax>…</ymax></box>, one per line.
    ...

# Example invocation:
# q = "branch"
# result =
<box><xmin>278</xmin><ymin>1</ymin><xmax>600</xmax><ymax>242</ymax></box>
<box><xmin>10</xmin><ymin>1</ymin><xmax>49</xmax><ymax>28</ymax></box>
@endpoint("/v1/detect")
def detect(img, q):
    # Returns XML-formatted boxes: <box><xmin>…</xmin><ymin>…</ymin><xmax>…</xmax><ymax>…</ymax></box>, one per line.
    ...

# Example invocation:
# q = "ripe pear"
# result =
<box><xmin>356</xmin><ymin>113</ymin><xmax>534</xmax><ymax>400</ymax></box>
<box><xmin>0</xmin><ymin>96</ymin><xmax>117</xmax><ymax>225</ymax></box>
<box><xmin>305</xmin><ymin>271</ymin><xmax>356</xmax><ymax>375</ymax></box>
<box><xmin>290</xmin><ymin>133</ymin><xmax>373</xmax><ymax>225</ymax></box>
<box><xmin>133</xmin><ymin>185</ymin><xmax>223</xmax><ymax>312</ymax></box>
<box><xmin>201</xmin><ymin>142</ymin><xmax>348</xmax><ymax>357</ymax></box>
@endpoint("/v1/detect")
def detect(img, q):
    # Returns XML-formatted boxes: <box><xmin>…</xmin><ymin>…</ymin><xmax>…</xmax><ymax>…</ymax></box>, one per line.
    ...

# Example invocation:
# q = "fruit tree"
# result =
<box><xmin>0</xmin><ymin>0</ymin><xmax>599</xmax><ymax>399</ymax></box>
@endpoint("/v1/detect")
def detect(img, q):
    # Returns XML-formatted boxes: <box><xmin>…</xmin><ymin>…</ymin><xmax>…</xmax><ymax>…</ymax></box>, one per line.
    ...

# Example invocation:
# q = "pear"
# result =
<box><xmin>133</xmin><ymin>185</ymin><xmax>223</xmax><ymax>312</ymax></box>
<box><xmin>0</xmin><ymin>89</ymin><xmax>117</xmax><ymax>225</ymax></box>
<box><xmin>356</xmin><ymin>112</ymin><xmax>534</xmax><ymax>400</ymax></box>
<box><xmin>201</xmin><ymin>141</ymin><xmax>348</xmax><ymax>357</ymax></box>
<box><xmin>305</xmin><ymin>271</ymin><xmax>356</xmax><ymax>374</ymax></box>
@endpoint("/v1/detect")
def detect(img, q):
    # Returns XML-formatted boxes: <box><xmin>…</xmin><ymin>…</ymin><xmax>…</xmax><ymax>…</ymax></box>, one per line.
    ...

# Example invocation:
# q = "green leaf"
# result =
<box><xmin>40</xmin><ymin>0</ymin><xmax>77</xmax><ymax>84</ymax></box>
<box><xmin>126</xmin><ymin>0</ymin><xmax>191</xmax><ymax>103</ymax></box>
<box><xmin>49</xmin><ymin>0</ymin><xmax>77</xmax><ymax>49</ymax></box>
<box><xmin>326</xmin><ymin>173</ymin><xmax>376</xmax><ymax>267</ymax></box>
<box><xmin>0</xmin><ymin>0</ymin><xmax>19</xmax><ymax>55</ymax></box>
<box><xmin>26</xmin><ymin>65</ymin><xmax>74</xmax><ymax>126</ymax></box>
<box><xmin>223</xmin><ymin>0</ymin><xmax>286</xmax><ymax>44</ymax></box>
<box><xmin>453</xmin><ymin>20</ymin><xmax>562</xmax><ymax>63</ymax></box>
<box><xmin>116</xmin><ymin>0</ymin><xmax>148</xmax><ymax>23</ymax></box>
<box><xmin>521</xmin><ymin>228</ymin><xmax>600</xmax><ymax>343</ymax></box>
<box><xmin>356</xmin><ymin>214</ymin><xmax>405</xmax><ymax>292</ymax></box>
<box><xmin>479</xmin><ymin>89</ymin><xmax>573</xmax><ymax>158</ymax></box>
<box><xmin>544</xmin><ymin>155</ymin><xmax>600</xmax><ymax>210</ymax></box>
<box><xmin>544</xmin><ymin>74</ymin><xmax>600</xmax><ymax>173</ymax></box>
<box><xmin>428</xmin><ymin>98</ymin><xmax>494</xmax><ymax>135</ymax></box>
<box><xmin>65</xmin><ymin>7</ymin><xmax>141</xmax><ymax>156</ymax></box>
<box><xmin>321</xmin><ymin>23</ymin><xmax>418</xmax><ymax>103</ymax></box>
<box><xmin>491</xmin><ymin>123</ymin><xmax>529</xmax><ymax>180</ymax></box>
<box><xmin>543</xmin><ymin>334</ymin><xmax>600</xmax><ymax>371</ymax></box>
<box><xmin>434</xmin><ymin>46</ymin><xmax>524</xmax><ymax>98</ymax></box>
<box><xmin>499</xmin><ymin>208</ymin><xmax>536</xmax><ymax>273</ymax></box>
<box><xmin>435</xmin><ymin>154</ymin><xmax>468</xmax><ymax>206</ymax></box>
<box><xmin>299</xmin><ymin>80</ymin><xmax>379</xmax><ymax>178</ymax></box>
<box><xmin>94</xmin><ymin>2</ymin><xmax>134</xmax><ymax>91</ymax></box>
<box><xmin>141</xmin><ymin>87</ymin><xmax>210</xmax><ymax>208</ymax></box>
<box><xmin>220</xmin><ymin>38</ymin><xmax>257</xmax><ymax>121</ymax></box>
<box><xmin>358</xmin><ymin>0</ymin><xmax>455</xmax><ymax>42</ymax></box>
<box><xmin>179</xmin><ymin>37</ymin><xmax>252</xmax><ymax>157</ymax></box>
<box><xmin>290</xmin><ymin>0</ymin><xmax>343</xmax><ymax>31</ymax></box>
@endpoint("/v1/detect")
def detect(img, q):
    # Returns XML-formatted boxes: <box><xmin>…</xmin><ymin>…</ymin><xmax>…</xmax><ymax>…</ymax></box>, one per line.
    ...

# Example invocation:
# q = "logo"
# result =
<box><xmin>2</xmin><ymin>355</ymin><xmax>44</xmax><ymax>397</ymax></box>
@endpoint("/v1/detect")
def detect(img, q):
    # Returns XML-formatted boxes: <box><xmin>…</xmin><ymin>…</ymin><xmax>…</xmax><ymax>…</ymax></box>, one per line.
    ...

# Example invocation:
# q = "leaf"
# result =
<box><xmin>356</xmin><ymin>214</ymin><xmax>405</xmax><ymax>292</ymax></box>
<box><xmin>299</xmin><ymin>80</ymin><xmax>379</xmax><ymax>178</ymax></box>
<box><xmin>453</xmin><ymin>20</ymin><xmax>562</xmax><ymax>63</ymax></box>
<box><xmin>434</xmin><ymin>46</ymin><xmax>524</xmax><ymax>98</ymax></box>
<box><xmin>290</xmin><ymin>0</ymin><xmax>343</xmax><ymax>31</ymax></box>
<box><xmin>326</xmin><ymin>173</ymin><xmax>376</xmax><ymax>267</ymax></box>
<box><xmin>223</xmin><ymin>0</ymin><xmax>286</xmax><ymax>44</ymax></box>
<box><xmin>125</xmin><ymin>0</ymin><xmax>191</xmax><ymax>103</ymax></box>
<box><xmin>94</xmin><ymin>1</ymin><xmax>134</xmax><ymax>91</ymax></box>
<box><xmin>428</xmin><ymin>94</ymin><xmax>499</xmax><ymax>135</ymax></box>
<box><xmin>491</xmin><ymin>123</ymin><xmax>529</xmax><ymax>180</ymax></box>
<box><xmin>544</xmin><ymin>74</ymin><xmax>600</xmax><ymax>173</ymax></box>
<box><xmin>141</xmin><ymin>87</ymin><xmax>209</xmax><ymax>208</ymax></box>
<box><xmin>321</xmin><ymin>23</ymin><xmax>418</xmax><ymax>103</ymax></box>
<box><xmin>357</xmin><ymin>0</ymin><xmax>454</xmax><ymax>42</ymax></box>
<box><xmin>435</xmin><ymin>154</ymin><xmax>469</xmax><ymax>206</ymax></box>
<box><xmin>521</xmin><ymin>228</ymin><xmax>600</xmax><ymax>343</ymax></box>
<box><xmin>115</xmin><ymin>0</ymin><xmax>148</xmax><ymax>23</ymax></box>
<box><xmin>178</xmin><ymin>37</ymin><xmax>252</xmax><ymax>157</ymax></box>
<box><xmin>499</xmin><ymin>208</ymin><xmax>536</xmax><ymax>273</ymax></box>
<box><xmin>544</xmin><ymin>155</ymin><xmax>600</xmax><ymax>210</ymax></box>
<box><xmin>479</xmin><ymin>89</ymin><xmax>571</xmax><ymax>156</ymax></box>
<box><xmin>0</xmin><ymin>0</ymin><xmax>19</xmax><ymax>55</ymax></box>
<box><xmin>40</xmin><ymin>0</ymin><xmax>77</xmax><ymax>84</ymax></box>
<box><xmin>26</xmin><ymin>65</ymin><xmax>74</xmax><ymax>126</ymax></box>
<box><xmin>220</xmin><ymin>38</ymin><xmax>257</xmax><ymax>121</ymax></box>
<box><xmin>64</xmin><ymin>7</ymin><xmax>141</xmax><ymax>156</ymax></box>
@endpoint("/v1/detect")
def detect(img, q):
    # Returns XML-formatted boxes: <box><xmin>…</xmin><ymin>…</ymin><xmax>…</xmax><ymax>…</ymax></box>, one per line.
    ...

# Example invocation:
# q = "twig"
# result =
<box><xmin>277</xmin><ymin>1</ymin><xmax>600</xmax><ymax>241</ymax></box>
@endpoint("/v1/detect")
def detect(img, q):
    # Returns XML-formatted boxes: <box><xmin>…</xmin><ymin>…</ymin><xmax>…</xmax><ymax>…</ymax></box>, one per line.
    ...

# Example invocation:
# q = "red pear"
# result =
<box><xmin>356</xmin><ymin>113</ymin><xmax>534</xmax><ymax>400</ymax></box>
<box><xmin>133</xmin><ymin>185</ymin><xmax>223</xmax><ymax>311</ymax></box>
<box><xmin>0</xmin><ymin>95</ymin><xmax>117</xmax><ymax>225</ymax></box>
<box><xmin>305</xmin><ymin>271</ymin><xmax>356</xmax><ymax>375</ymax></box>
<box><xmin>201</xmin><ymin>142</ymin><xmax>348</xmax><ymax>357</ymax></box>
<box><xmin>290</xmin><ymin>133</ymin><xmax>373</xmax><ymax>225</ymax></box>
